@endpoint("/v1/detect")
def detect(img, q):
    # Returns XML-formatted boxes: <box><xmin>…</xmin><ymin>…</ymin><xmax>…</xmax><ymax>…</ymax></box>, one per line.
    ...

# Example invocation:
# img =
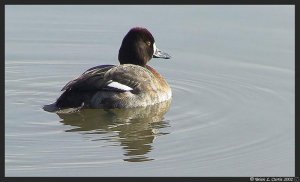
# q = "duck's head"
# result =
<box><xmin>118</xmin><ymin>27</ymin><xmax>171</xmax><ymax>66</ymax></box>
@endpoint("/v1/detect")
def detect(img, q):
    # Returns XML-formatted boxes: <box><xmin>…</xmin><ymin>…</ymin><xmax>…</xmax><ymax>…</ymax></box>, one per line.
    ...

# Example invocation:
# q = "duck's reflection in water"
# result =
<box><xmin>56</xmin><ymin>100</ymin><xmax>171</xmax><ymax>162</ymax></box>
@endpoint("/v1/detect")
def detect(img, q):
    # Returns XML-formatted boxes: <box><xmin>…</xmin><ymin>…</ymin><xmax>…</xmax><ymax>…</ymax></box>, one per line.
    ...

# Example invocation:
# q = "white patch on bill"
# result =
<box><xmin>153</xmin><ymin>42</ymin><xmax>157</xmax><ymax>54</ymax></box>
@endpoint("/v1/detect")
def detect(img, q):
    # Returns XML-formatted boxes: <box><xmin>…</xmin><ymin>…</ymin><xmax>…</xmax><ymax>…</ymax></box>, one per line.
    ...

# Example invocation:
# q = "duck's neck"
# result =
<box><xmin>118</xmin><ymin>56</ymin><xmax>148</xmax><ymax>67</ymax></box>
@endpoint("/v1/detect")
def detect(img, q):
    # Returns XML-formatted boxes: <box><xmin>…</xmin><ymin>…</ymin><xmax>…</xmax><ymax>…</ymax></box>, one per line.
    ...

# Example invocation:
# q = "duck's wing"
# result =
<box><xmin>61</xmin><ymin>65</ymin><xmax>116</xmax><ymax>91</ymax></box>
<box><xmin>61</xmin><ymin>64</ymin><xmax>143</xmax><ymax>92</ymax></box>
<box><xmin>103</xmin><ymin>64</ymin><xmax>154</xmax><ymax>93</ymax></box>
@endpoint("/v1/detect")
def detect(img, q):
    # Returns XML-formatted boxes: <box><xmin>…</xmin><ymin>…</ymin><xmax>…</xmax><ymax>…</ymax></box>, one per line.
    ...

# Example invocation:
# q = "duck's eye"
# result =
<box><xmin>146</xmin><ymin>41</ymin><xmax>151</xmax><ymax>46</ymax></box>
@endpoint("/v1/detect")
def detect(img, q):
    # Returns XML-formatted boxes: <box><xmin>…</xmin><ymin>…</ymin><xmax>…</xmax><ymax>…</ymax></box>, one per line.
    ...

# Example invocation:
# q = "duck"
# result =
<box><xmin>44</xmin><ymin>27</ymin><xmax>172</xmax><ymax>111</ymax></box>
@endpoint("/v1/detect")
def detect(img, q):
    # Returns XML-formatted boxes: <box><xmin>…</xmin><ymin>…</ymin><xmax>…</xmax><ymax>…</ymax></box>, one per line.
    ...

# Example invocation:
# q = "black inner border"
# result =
<box><xmin>1</xmin><ymin>0</ymin><xmax>297</xmax><ymax>181</ymax></box>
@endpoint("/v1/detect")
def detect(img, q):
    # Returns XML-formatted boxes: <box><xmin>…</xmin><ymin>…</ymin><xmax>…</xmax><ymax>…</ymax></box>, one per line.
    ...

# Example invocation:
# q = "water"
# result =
<box><xmin>5</xmin><ymin>5</ymin><xmax>295</xmax><ymax>176</ymax></box>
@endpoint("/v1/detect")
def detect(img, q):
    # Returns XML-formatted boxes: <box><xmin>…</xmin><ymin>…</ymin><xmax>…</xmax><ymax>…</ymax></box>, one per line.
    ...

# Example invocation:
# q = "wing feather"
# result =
<box><xmin>61</xmin><ymin>65</ymin><xmax>115</xmax><ymax>91</ymax></box>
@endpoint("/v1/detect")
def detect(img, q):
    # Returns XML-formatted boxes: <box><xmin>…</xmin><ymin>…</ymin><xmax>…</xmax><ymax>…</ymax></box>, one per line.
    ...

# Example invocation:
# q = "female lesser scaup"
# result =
<box><xmin>44</xmin><ymin>27</ymin><xmax>171</xmax><ymax>111</ymax></box>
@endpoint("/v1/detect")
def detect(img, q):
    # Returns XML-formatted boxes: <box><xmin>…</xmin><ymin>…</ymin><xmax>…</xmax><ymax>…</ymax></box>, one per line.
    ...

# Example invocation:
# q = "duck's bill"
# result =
<box><xmin>153</xmin><ymin>48</ymin><xmax>171</xmax><ymax>59</ymax></box>
<box><xmin>153</xmin><ymin>43</ymin><xmax>171</xmax><ymax>59</ymax></box>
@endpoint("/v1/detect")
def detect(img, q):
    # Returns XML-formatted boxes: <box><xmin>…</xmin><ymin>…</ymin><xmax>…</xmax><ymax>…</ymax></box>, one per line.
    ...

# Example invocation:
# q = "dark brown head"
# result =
<box><xmin>118</xmin><ymin>27</ymin><xmax>171</xmax><ymax>66</ymax></box>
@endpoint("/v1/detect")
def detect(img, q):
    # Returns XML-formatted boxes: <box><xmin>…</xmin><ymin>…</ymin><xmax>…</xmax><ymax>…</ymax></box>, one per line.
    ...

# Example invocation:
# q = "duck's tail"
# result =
<box><xmin>43</xmin><ymin>102</ymin><xmax>60</xmax><ymax>113</ymax></box>
<box><xmin>43</xmin><ymin>102</ymin><xmax>85</xmax><ymax>114</ymax></box>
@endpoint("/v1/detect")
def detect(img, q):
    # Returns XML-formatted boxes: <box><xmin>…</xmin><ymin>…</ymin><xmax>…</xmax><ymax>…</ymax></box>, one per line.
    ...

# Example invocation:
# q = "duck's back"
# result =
<box><xmin>55</xmin><ymin>64</ymin><xmax>171</xmax><ymax>109</ymax></box>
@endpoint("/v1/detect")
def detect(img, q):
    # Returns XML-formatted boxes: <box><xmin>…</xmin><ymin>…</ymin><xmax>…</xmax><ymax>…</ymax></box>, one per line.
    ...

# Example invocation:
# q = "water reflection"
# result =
<box><xmin>56</xmin><ymin>100</ymin><xmax>171</xmax><ymax>162</ymax></box>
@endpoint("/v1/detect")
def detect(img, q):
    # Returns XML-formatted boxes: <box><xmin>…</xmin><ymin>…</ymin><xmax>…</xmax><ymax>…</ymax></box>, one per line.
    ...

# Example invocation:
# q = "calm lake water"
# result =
<box><xmin>5</xmin><ymin>5</ymin><xmax>295</xmax><ymax>177</ymax></box>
